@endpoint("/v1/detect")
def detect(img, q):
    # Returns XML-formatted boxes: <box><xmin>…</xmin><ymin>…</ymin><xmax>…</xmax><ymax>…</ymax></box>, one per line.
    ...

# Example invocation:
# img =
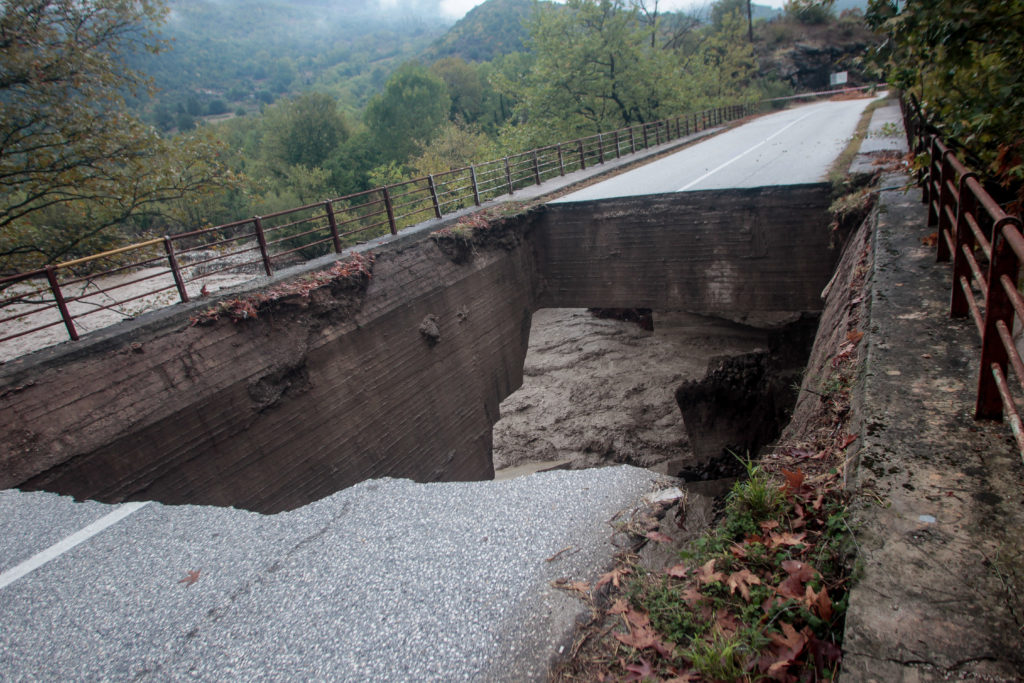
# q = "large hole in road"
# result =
<box><xmin>492</xmin><ymin>307</ymin><xmax>819</xmax><ymax>484</ymax></box>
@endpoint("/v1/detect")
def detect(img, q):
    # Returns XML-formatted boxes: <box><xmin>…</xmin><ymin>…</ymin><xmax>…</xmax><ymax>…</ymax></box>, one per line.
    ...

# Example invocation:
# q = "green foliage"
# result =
<box><xmin>865</xmin><ymin>0</ymin><xmax>1024</xmax><ymax>199</ymax></box>
<box><xmin>424</xmin><ymin>0</ymin><xmax>536</xmax><ymax>62</ymax></box>
<box><xmin>408</xmin><ymin>121</ymin><xmax>495</xmax><ymax>176</ymax></box>
<box><xmin>508</xmin><ymin>0</ymin><xmax>682</xmax><ymax>142</ymax></box>
<box><xmin>364</xmin><ymin>62</ymin><xmax>451</xmax><ymax>165</ymax></box>
<box><xmin>261</xmin><ymin>93</ymin><xmax>350</xmax><ymax>170</ymax></box>
<box><xmin>725</xmin><ymin>457</ymin><xmax>787</xmax><ymax>536</ymax></box>
<box><xmin>0</xmin><ymin>0</ymin><xmax>236</xmax><ymax>271</ymax></box>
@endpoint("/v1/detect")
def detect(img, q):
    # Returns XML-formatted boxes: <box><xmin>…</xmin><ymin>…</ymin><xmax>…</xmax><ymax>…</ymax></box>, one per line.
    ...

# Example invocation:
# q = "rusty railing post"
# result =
<box><xmin>504</xmin><ymin>157</ymin><xmax>515</xmax><ymax>191</ymax></box>
<box><xmin>556</xmin><ymin>145</ymin><xmax>565</xmax><ymax>176</ymax></box>
<box><xmin>427</xmin><ymin>175</ymin><xmax>443</xmax><ymax>218</ymax></box>
<box><xmin>253</xmin><ymin>216</ymin><xmax>273</xmax><ymax>276</ymax></box>
<box><xmin>45</xmin><ymin>265</ymin><xmax>78</xmax><ymax>341</ymax></box>
<box><xmin>382</xmin><ymin>187</ymin><xmax>397</xmax><ymax>235</ymax></box>
<box><xmin>470</xmin><ymin>165</ymin><xmax>481</xmax><ymax>206</ymax></box>
<box><xmin>612</xmin><ymin>130</ymin><xmax>619</xmax><ymax>158</ymax></box>
<box><xmin>926</xmin><ymin>137</ymin><xmax>942</xmax><ymax>227</ymax></box>
<box><xmin>935</xmin><ymin>150</ymin><xmax>957</xmax><ymax>262</ymax></box>
<box><xmin>642</xmin><ymin>124</ymin><xmax>649</xmax><ymax>149</ymax></box>
<box><xmin>578</xmin><ymin>140</ymin><xmax>586</xmax><ymax>170</ymax></box>
<box><xmin>323</xmin><ymin>201</ymin><xmax>343</xmax><ymax>253</ymax></box>
<box><xmin>532</xmin><ymin>151</ymin><xmax>542</xmax><ymax>185</ymax></box>
<box><xmin>949</xmin><ymin>178</ymin><xmax>977</xmax><ymax>318</ymax></box>
<box><xmin>597</xmin><ymin>134</ymin><xmax>604</xmax><ymax>164</ymax></box>
<box><xmin>628</xmin><ymin>126</ymin><xmax>636</xmax><ymax>153</ymax></box>
<box><xmin>163</xmin><ymin>236</ymin><xmax>190</xmax><ymax>303</ymax></box>
<box><xmin>976</xmin><ymin>218</ymin><xmax>1024</xmax><ymax>419</ymax></box>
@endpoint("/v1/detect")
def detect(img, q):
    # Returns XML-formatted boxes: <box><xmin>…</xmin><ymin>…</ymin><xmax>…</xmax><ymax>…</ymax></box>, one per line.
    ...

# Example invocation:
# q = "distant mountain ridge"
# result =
<box><xmin>422</xmin><ymin>0</ymin><xmax>539</xmax><ymax>63</ymax></box>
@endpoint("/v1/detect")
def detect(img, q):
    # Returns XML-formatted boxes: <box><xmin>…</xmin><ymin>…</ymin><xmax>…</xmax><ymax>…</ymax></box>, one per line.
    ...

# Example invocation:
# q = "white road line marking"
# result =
<box><xmin>677</xmin><ymin>109</ymin><xmax>820</xmax><ymax>192</ymax></box>
<box><xmin>0</xmin><ymin>501</ymin><xmax>150</xmax><ymax>589</ymax></box>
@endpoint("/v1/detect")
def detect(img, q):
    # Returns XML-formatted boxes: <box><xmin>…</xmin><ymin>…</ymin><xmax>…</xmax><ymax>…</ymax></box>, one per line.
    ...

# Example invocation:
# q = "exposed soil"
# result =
<box><xmin>492</xmin><ymin>308</ymin><xmax>809</xmax><ymax>475</ymax></box>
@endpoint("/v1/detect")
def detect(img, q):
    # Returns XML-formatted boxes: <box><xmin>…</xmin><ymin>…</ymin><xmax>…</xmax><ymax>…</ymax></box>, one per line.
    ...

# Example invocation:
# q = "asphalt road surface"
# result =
<box><xmin>0</xmin><ymin>469</ymin><xmax>663</xmax><ymax>681</ymax></box>
<box><xmin>554</xmin><ymin>94</ymin><xmax>886</xmax><ymax>202</ymax></box>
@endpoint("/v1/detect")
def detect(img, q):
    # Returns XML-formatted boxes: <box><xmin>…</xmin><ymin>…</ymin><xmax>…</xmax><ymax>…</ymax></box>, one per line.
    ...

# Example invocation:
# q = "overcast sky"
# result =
<box><xmin>435</xmin><ymin>0</ymin><xmax>790</xmax><ymax>20</ymax></box>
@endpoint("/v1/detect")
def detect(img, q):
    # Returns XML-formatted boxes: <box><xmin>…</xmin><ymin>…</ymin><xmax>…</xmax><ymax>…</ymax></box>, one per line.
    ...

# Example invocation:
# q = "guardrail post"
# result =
<box><xmin>470</xmin><ymin>165</ymin><xmax>481</xmax><ymax>206</ymax></box>
<box><xmin>628</xmin><ymin>127</ymin><xmax>636</xmax><ymax>153</ymax></box>
<box><xmin>323</xmin><ymin>201</ymin><xmax>343</xmax><ymax>253</ymax></box>
<box><xmin>45</xmin><ymin>265</ymin><xmax>78</xmax><ymax>341</ymax></box>
<box><xmin>612</xmin><ymin>131</ymin><xmax>619</xmax><ymax>159</ymax></box>
<box><xmin>642</xmin><ymin>124</ymin><xmax>649</xmax><ymax>149</ymax></box>
<box><xmin>427</xmin><ymin>175</ymin><xmax>443</xmax><ymax>218</ymax></box>
<box><xmin>252</xmin><ymin>216</ymin><xmax>274</xmax><ymax>276</ymax></box>
<box><xmin>936</xmin><ymin>151</ymin><xmax>957</xmax><ymax>262</ymax></box>
<box><xmin>578</xmin><ymin>140</ymin><xmax>586</xmax><ymax>170</ymax></box>
<box><xmin>504</xmin><ymin>157</ymin><xmax>515</xmax><ymax>191</ymax></box>
<box><xmin>556</xmin><ymin>146</ymin><xmax>565</xmax><ymax>176</ymax></box>
<box><xmin>949</xmin><ymin>177</ymin><xmax>977</xmax><ymax>317</ymax></box>
<box><xmin>532</xmin><ymin>151</ymin><xmax>542</xmax><ymax>185</ymax></box>
<box><xmin>976</xmin><ymin>218</ymin><xmax>1023</xmax><ymax>419</ymax></box>
<box><xmin>597</xmin><ymin>134</ymin><xmax>604</xmax><ymax>164</ymax></box>
<box><xmin>382</xmin><ymin>187</ymin><xmax>397</xmax><ymax>235</ymax></box>
<box><xmin>163</xmin><ymin>236</ymin><xmax>190</xmax><ymax>303</ymax></box>
<box><xmin>926</xmin><ymin>137</ymin><xmax>942</xmax><ymax>227</ymax></box>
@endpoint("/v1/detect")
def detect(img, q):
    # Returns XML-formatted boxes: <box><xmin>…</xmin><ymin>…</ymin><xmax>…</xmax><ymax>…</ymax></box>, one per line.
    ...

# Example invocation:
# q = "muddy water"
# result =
<box><xmin>492</xmin><ymin>308</ymin><xmax>786</xmax><ymax>474</ymax></box>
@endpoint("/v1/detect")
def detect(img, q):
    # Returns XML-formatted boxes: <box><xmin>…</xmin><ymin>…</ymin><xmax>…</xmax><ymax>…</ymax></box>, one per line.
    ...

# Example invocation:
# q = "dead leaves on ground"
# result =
<box><xmin>556</xmin><ymin>454</ymin><xmax>850</xmax><ymax>682</ymax></box>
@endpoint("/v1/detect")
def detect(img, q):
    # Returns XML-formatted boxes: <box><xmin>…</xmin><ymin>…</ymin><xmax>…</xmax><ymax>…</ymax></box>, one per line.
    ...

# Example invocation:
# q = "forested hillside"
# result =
<box><xmin>0</xmin><ymin>0</ymin><xmax>879</xmax><ymax>274</ymax></box>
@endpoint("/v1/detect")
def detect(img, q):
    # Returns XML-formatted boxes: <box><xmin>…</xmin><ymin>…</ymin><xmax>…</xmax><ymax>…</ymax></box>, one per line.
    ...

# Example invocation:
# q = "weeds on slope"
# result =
<box><xmin>552</xmin><ymin>334</ymin><xmax>864</xmax><ymax>683</ymax></box>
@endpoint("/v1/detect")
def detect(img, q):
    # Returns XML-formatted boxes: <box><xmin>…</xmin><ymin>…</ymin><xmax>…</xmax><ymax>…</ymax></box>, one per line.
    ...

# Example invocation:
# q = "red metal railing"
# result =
<box><xmin>903</xmin><ymin>96</ymin><xmax>1024</xmax><ymax>457</ymax></box>
<box><xmin>0</xmin><ymin>103</ymin><xmax>754</xmax><ymax>351</ymax></box>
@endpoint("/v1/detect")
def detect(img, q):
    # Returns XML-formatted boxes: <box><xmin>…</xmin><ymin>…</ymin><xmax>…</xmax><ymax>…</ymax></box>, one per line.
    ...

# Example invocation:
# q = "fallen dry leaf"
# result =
<box><xmin>695</xmin><ymin>559</ymin><xmax>725</xmax><ymax>585</ymax></box>
<box><xmin>666</xmin><ymin>564</ymin><xmax>689</xmax><ymax>579</ymax></box>
<box><xmin>596</xmin><ymin>566</ymin><xmax>632</xmax><ymax>590</ymax></box>
<box><xmin>178</xmin><ymin>569</ymin><xmax>200</xmax><ymax>587</ymax></box>
<box><xmin>727</xmin><ymin>568</ymin><xmax>762</xmax><ymax>602</ymax></box>
<box><xmin>776</xmin><ymin>561</ymin><xmax>817</xmax><ymax>599</ymax></box>
<box><xmin>846</xmin><ymin>330</ymin><xmax>864</xmax><ymax>344</ymax></box>
<box><xmin>767</xmin><ymin>531</ymin><xmax>808</xmax><ymax>549</ymax></box>
<box><xmin>646</xmin><ymin>530</ymin><xmax>674</xmax><ymax>544</ymax></box>
<box><xmin>608</xmin><ymin>598</ymin><xmax>630</xmax><ymax>615</ymax></box>
<box><xmin>781</xmin><ymin>468</ymin><xmax>805</xmax><ymax>493</ymax></box>
<box><xmin>623</xmin><ymin>657</ymin><xmax>654</xmax><ymax>682</ymax></box>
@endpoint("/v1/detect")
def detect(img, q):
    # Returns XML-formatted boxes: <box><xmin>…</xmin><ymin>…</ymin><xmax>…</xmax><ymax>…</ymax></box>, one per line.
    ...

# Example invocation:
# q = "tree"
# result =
<box><xmin>363</xmin><ymin>62</ymin><xmax>451</xmax><ymax>165</ymax></box>
<box><xmin>506</xmin><ymin>0</ymin><xmax>682</xmax><ymax>144</ymax></box>
<box><xmin>0</xmin><ymin>0</ymin><xmax>234</xmax><ymax>271</ymax></box>
<box><xmin>261</xmin><ymin>92</ymin><xmax>350</xmax><ymax>170</ymax></box>
<box><xmin>865</xmin><ymin>0</ymin><xmax>1024</xmax><ymax>201</ymax></box>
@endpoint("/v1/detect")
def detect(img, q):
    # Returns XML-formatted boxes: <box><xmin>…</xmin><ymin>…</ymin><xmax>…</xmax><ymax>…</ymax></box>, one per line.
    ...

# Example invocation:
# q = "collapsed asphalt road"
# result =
<box><xmin>0</xmin><ymin>466</ymin><xmax>665</xmax><ymax>681</ymax></box>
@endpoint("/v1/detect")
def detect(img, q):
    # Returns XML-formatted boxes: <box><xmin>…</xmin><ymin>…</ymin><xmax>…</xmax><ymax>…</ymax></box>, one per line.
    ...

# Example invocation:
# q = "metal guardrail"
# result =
<box><xmin>902</xmin><ymin>95</ymin><xmax>1024</xmax><ymax>458</ymax></box>
<box><xmin>0</xmin><ymin>104</ymin><xmax>752</xmax><ymax>347</ymax></box>
<box><xmin>0</xmin><ymin>85</ymin><xmax>880</xmax><ymax>352</ymax></box>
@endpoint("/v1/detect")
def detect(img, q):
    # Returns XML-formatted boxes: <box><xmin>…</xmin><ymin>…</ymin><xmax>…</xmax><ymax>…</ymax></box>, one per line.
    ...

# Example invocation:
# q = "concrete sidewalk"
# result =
<box><xmin>841</xmin><ymin>172</ymin><xmax>1024</xmax><ymax>680</ymax></box>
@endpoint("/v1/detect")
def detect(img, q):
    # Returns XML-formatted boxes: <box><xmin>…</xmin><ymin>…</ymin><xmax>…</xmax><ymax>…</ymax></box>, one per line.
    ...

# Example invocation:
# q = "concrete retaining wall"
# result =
<box><xmin>0</xmin><ymin>185</ymin><xmax>841</xmax><ymax>512</ymax></box>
